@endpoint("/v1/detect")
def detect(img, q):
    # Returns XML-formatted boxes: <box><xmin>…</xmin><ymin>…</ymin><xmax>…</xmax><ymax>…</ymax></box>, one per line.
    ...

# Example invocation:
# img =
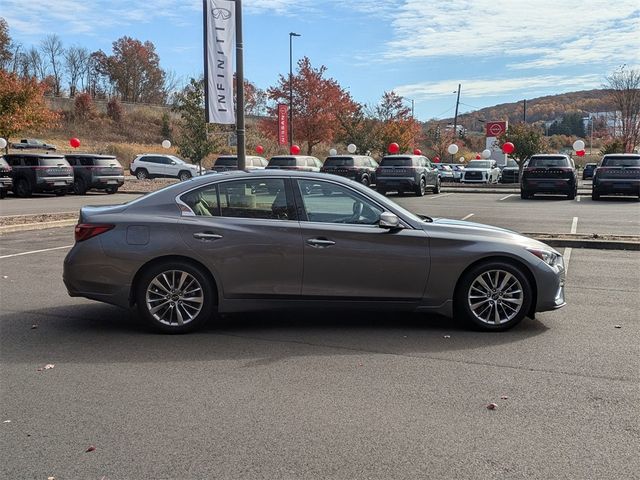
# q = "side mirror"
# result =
<box><xmin>170</xmin><ymin>161</ymin><xmax>176</xmax><ymax>165</ymax></box>
<box><xmin>379</xmin><ymin>212</ymin><xmax>402</xmax><ymax>229</ymax></box>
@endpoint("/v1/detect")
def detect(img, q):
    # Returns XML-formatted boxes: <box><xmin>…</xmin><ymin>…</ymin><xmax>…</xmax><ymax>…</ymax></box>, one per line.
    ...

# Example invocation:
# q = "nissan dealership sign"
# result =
<box><xmin>485</xmin><ymin>121</ymin><xmax>508</xmax><ymax>166</ymax></box>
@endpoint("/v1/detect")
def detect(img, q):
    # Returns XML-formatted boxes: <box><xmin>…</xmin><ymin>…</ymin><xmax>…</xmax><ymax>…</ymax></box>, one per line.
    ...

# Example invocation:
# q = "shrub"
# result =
<box><xmin>600</xmin><ymin>138</ymin><xmax>624</xmax><ymax>155</ymax></box>
<box><xmin>74</xmin><ymin>93</ymin><xmax>95</xmax><ymax>119</ymax></box>
<box><xmin>107</xmin><ymin>98</ymin><xmax>124</xmax><ymax>123</ymax></box>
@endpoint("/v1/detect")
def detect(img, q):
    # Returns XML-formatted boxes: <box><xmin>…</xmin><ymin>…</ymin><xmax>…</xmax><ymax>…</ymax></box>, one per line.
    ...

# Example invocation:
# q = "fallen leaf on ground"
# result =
<box><xmin>501</xmin><ymin>395</ymin><xmax>508</xmax><ymax>400</ymax></box>
<box><xmin>31</xmin><ymin>324</ymin><xmax>38</xmax><ymax>329</ymax></box>
<box><xmin>614</xmin><ymin>325</ymin><xmax>622</xmax><ymax>328</ymax></box>
<box><xmin>48</xmin><ymin>476</ymin><xmax>55</xmax><ymax>480</ymax></box>
<box><xmin>86</xmin><ymin>445</ymin><xmax>96</xmax><ymax>452</ymax></box>
<box><xmin>44</xmin><ymin>364</ymin><xmax>55</xmax><ymax>370</ymax></box>
<box><xmin>3</xmin><ymin>420</ymin><xmax>11</xmax><ymax>423</ymax></box>
<box><xmin>486</xmin><ymin>403</ymin><xmax>498</xmax><ymax>410</ymax></box>
<box><xmin>443</xmin><ymin>335</ymin><xmax>451</xmax><ymax>339</ymax></box>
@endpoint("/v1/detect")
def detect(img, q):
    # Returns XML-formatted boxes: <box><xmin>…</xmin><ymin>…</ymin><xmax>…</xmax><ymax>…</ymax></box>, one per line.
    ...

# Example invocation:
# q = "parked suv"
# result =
<box><xmin>376</xmin><ymin>155</ymin><xmax>440</xmax><ymax>196</ymax></box>
<box><xmin>461</xmin><ymin>159</ymin><xmax>501</xmax><ymax>183</ymax></box>
<box><xmin>520</xmin><ymin>154</ymin><xmax>577</xmax><ymax>199</ymax></box>
<box><xmin>65</xmin><ymin>154</ymin><xmax>125</xmax><ymax>195</ymax></box>
<box><xmin>4</xmin><ymin>153</ymin><xmax>73</xmax><ymax>197</ymax></box>
<box><xmin>500</xmin><ymin>159</ymin><xmax>520</xmax><ymax>183</ymax></box>
<box><xmin>11</xmin><ymin>138</ymin><xmax>57</xmax><ymax>151</ymax></box>
<box><xmin>130</xmin><ymin>154</ymin><xmax>201</xmax><ymax>181</ymax></box>
<box><xmin>320</xmin><ymin>155</ymin><xmax>378</xmax><ymax>186</ymax></box>
<box><xmin>592</xmin><ymin>154</ymin><xmax>640</xmax><ymax>200</ymax></box>
<box><xmin>0</xmin><ymin>157</ymin><xmax>12</xmax><ymax>198</ymax></box>
<box><xmin>212</xmin><ymin>155</ymin><xmax>268</xmax><ymax>172</ymax></box>
<box><xmin>266</xmin><ymin>155</ymin><xmax>323</xmax><ymax>172</ymax></box>
<box><xmin>582</xmin><ymin>163</ymin><xmax>597</xmax><ymax>180</ymax></box>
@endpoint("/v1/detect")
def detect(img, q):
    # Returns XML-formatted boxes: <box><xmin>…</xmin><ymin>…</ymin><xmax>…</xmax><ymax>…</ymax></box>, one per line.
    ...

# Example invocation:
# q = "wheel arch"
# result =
<box><xmin>129</xmin><ymin>254</ymin><xmax>220</xmax><ymax>307</ymax></box>
<box><xmin>453</xmin><ymin>255</ymin><xmax>538</xmax><ymax>319</ymax></box>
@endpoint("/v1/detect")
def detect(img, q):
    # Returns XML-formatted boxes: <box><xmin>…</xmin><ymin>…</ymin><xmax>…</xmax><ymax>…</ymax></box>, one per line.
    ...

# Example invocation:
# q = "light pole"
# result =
<box><xmin>289</xmin><ymin>32</ymin><xmax>301</xmax><ymax>149</ymax></box>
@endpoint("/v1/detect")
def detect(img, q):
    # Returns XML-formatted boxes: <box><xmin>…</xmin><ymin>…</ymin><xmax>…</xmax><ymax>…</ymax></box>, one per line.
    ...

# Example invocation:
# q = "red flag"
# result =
<box><xmin>277</xmin><ymin>104</ymin><xmax>288</xmax><ymax>145</ymax></box>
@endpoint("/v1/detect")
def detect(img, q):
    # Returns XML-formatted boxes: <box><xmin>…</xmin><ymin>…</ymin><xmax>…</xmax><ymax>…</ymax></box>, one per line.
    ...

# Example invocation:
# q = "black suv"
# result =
<box><xmin>0</xmin><ymin>157</ymin><xmax>12</xmax><ymax>198</ymax></box>
<box><xmin>520</xmin><ymin>154</ymin><xmax>577</xmax><ymax>199</ymax></box>
<box><xmin>320</xmin><ymin>155</ymin><xmax>378</xmax><ymax>186</ymax></box>
<box><xmin>592</xmin><ymin>154</ymin><xmax>640</xmax><ymax>200</ymax></box>
<box><xmin>65</xmin><ymin>154</ymin><xmax>125</xmax><ymax>195</ymax></box>
<box><xmin>4</xmin><ymin>153</ymin><xmax>73</xmax><ymax>197</ymax></box>
<box><xmin>500</xmin><ymin>159</ymin><xmax>520</xmax><ymax>183</ymax></box>
<box><xmin>375</xmin><ymin>155</ymin><xmax>440</xmax><ymax>196</ymax></box>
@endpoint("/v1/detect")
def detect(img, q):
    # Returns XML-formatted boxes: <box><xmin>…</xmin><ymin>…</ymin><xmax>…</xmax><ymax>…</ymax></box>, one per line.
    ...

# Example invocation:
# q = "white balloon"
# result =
<box><xmin>459</xmin><ymin>156</ymin><xmax>465</xmax><ymax>163</ymax></box>
<box><xmin>347</xmin><ymin>143</ymin><xmax>357</xmax><ymax>154</ymax></box>
<box><xmin>0</xmin><ymin>138</ymin><xmax>6</xmax><ymax>149</ymax></box>
<box><xmin>161</xmin><ymin>139</ymin><xmax>171</xmax><ymax>149</ymax></box>
<box><xmin>447</xmin><ymin>144</ymin><xmax>459</xmax><ymax>155</ymax></box>
<box><xmin>482</xmin><ymin>149</ymin><xmax>492</xmax><ymax>159</ymax></box>
<box><xmin>572</xmin><ymin>140</ymin><xmax>585</xmax><ymax>151</ymax></box>
<box><xmin>329</xmin><ymin>148</ymin><xmax>337</xmax><ymax>156</ymax></box>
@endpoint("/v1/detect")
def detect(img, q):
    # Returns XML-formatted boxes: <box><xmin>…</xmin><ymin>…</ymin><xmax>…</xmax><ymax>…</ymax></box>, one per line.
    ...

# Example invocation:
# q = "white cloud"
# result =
<box><xmin>385</xmin><ymin>0</ymin><xmax>640</xmax><ymax>69</ymax></box>
<box><xmin>394</xmin><ymin>74</ymin><xmax>603</xmax><ymax>100</ymax></box>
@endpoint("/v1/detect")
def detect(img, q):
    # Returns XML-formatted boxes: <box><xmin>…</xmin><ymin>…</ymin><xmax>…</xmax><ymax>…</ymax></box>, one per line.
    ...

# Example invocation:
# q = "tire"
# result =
<box><xmin>520</xmin><ymin>190</ymin><xmax>530</xmax><ymax>199</ymax></box>
<box><xmin>0</xmin><ymin>188</ymin><xmax>6</xmax><ymax>199</ymax></box>
<box><xmin>377</xmin><ymin>187</ymin><xmax>387</xmax><ymax>196</ymax></box>
<box><xmin>106</xmin><ymin>186</ymin><xmax>119</xmax><ymax>194</ymax></box>
<box><xmin>361</xmin><ymin>175</ymin><xmax>369</xmax><ymax>187</ymax></box>
<box><xmin>433</xmin><ymin>177</ymin><xmax>441</xmax><ymax>194</ymax></box>
<box><xmin>73</xmin><ymin>177</ymin><xmax>87</xmax><ymax>195</ymax></box>
<box><xmin>136</xmin><ymin>169</ymin><xmax>149</xmax><ymax>180</ymax></box>
<box><xmin>14</xmin><ymin>178</ymin><xmax>32</xmax><ymax>198</ymax></box>
<box><xmin>591</xmin><ymin>189</ymin><xmax>600</xmax><ymax>201</ymax></box>
<box><xmin>455</xmin><ymin>260</ymin><xmax>533</xmax><ymax>331</ymax></box>
<box><xmin>415</xmin><ymin>177</ymin><xmax>426</xmax><ymax>197</ymax></box>
<box><xmin>136</xmin><ymin>261</ymin><xmax>216</xmax><ymax>334</ymax></box>
<box><xmin>55</xmin><ymin>190</ymin><xmax>66</xmax><ymax>196</ymax></box>
<box><xmin>567</xmin><ymin>189</ymin><xmax>576</xmax><ymax>200</ymax></box>
<box><xmin>178</xmin><ymin>171</ymin><xmax>192</xmax><ymax>182</ymax></box>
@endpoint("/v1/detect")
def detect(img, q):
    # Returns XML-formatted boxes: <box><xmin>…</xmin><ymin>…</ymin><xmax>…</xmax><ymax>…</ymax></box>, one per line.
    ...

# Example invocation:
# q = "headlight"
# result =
<box><xmin>527</xmin><ymin>248</ymin><xmax>564</xmax><ymax>269</ymax></box>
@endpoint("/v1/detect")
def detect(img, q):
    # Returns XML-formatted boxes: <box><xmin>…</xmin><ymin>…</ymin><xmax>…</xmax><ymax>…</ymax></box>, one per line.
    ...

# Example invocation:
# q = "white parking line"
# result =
<box><xmin>571</xmin><ymin>216</ymin><xmax>578</xmax><ymax>234</ymax></box>
<box><xmin>429</xmin><ymin>193</ymin><xmax>455</xmax><ymax>199</ymax></box>
<box><xmin>0</xmin><ymin>245</ymin><xmax>73</xmax><ymax>259</ymax></box>
<box><xmin>461</xmin><ymin>213</ymin><xmax>475</xmax><ymax>220</ymax></box>
<box><xmin>499</xmin><ymin>194</ymin><xmax>515</xmax><ymax>201</ymax></box>
<box><xmin>576</xmin><ymin>195</ymin><xmax>581</xmax><ymax>202</ymax></box>
<box><xmin>564</xmin><ymin>248</ymin><xmax>572</xmax><ymax>274</ymax></box>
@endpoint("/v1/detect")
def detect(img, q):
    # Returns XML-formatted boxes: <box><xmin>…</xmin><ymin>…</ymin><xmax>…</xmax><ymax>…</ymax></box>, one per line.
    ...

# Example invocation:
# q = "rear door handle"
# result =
<box><xmin>193</xmin><ymin>232</ymin><xmax>223</xmax><ymax>241</ymax></box>
<box><xmin>306</xmin><ymin>238</ymin><xmax>336</xmax><ymax>248</ymax></box>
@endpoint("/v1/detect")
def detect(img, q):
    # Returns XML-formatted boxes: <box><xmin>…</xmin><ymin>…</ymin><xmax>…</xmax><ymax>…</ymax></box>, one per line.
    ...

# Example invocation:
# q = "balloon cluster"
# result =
<box><xmin>573</xmin><ymin>140</ymin><xmax>585</xmax><ymax>157</ymax></box>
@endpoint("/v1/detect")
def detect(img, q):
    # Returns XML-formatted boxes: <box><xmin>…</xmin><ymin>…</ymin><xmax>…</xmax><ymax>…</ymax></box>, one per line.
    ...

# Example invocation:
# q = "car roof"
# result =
<box><xmin>4</xmin><ymin>153</ymin><xmax>65</xmax><ymax>158</ymax></box>
<box><xmin>215</xmin><ymin>155</ymin><xmax>266</xmax><ymax>160</ymax></box>
<box><xmin>64</xmin><ymin>153</ymin><xmax>116</xmax><ymax>159</ymax></box>
<box><xmin>268</xmin><ymin>155</ymin><xmax>319</xmax><ymax>159</ymax></box>
<box><xmin>530</xmin><ymin>154</ymin><xmax>569</xmax><ymax>158</ymax></box>
<box><xmin>325</xmin><ymin>155</ymin><xmax>371</xmax><ymax>159</ymax></box>
<box><xmin>602</xmin><ymin>153</ymin><xmax>640</xmax><ymax>157</ymax></box>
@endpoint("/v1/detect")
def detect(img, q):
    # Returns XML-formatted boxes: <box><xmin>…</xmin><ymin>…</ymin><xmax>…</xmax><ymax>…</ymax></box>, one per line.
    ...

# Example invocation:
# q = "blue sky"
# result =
<box><xmin>4</xmin><ymin>1</ymin><xmax>640</xmax><ymax>120</ymax></box>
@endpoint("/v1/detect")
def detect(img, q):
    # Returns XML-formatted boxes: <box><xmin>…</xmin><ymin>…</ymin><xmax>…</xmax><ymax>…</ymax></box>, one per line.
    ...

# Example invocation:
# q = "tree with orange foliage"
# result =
<box><xmin>261</xmin><ymin>57</ymin><xmax>359</xmax><ymax>154</ymax></box>
<box><xmin>372</xmin><ymin>91</ymin><xmax>421</xmax><ymax>156</ymax></box>
<box><xmin>0</xmin><ymin>71</ymin><xmax>58</xmax><ymax>147</ymax></box>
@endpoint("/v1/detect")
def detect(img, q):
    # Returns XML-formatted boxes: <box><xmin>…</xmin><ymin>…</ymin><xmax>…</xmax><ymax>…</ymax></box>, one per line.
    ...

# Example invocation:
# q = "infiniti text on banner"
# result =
<box><xmin>204</xmin><ymin>0</ymin><xmax>235</xmax><ymax>124</ymax></box>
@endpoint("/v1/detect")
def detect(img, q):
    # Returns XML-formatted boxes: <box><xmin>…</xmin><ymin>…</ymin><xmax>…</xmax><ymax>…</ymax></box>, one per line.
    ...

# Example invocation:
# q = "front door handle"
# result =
<box><xmin>193</xmin><ymin>232</ymin><xmax>223</xmax><ymax>241</ymax></box>
<box><xmin>306</xmin><ymin>238</ymin><xmax>336</xmax><ymax>248</ymax></box>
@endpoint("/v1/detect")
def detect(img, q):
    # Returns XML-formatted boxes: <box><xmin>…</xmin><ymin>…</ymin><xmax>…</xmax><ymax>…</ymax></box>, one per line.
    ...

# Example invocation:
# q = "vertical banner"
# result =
<box><xmin>204</xmin><ymin>0</ymin><xmax>235</xmax><ymax>124</ymax></box>
<box><xmin>277</xmin><ymin>104</ymin><xmax>288</xmax><ymax>145</ymax></box>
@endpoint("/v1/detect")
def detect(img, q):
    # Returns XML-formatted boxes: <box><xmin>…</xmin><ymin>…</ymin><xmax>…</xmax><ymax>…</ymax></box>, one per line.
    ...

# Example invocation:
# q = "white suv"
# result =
<box><xmin>130</xmin><ymin>154</ymin><xmax>201</xmax><ymax>181</ymax></box>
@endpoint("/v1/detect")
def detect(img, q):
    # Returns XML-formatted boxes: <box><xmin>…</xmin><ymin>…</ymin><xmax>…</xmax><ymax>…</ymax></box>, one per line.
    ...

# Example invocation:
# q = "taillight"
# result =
<box><xmin>75</xmin><ymin>223</ymin><xmax>115</xmax><ymax>242</ymax></box>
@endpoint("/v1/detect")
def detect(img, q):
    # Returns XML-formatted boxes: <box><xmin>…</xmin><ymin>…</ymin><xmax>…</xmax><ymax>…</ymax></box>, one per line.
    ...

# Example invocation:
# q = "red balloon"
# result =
<box><xmin>256</xmin><ymin>145</ymin><xmax>264</xmax><ymax>154</ymax></box>
<box><xmin>433</xmin><ymin>156</ymin><xmax>440</xmax><ymax>163</ymax></box>
<box><xmin>290</xmin><ymin>144</ymin><xmax>300</xmax><ymax>155</ymax></box>
<box><xmin>501</xmin><ymin>142</ymin><xmax>515</xmax><ymax>154</ymax></box>
<box><xmin>388</xmin><ymin>142</ymin><xmax>400</xmax><ymax>154</ymax></box>
<box><xmin>576</xmin><ymin>150</ymin><xmax>585</xmax><ymax>157</ymax></box>
<box><xmin>413</xmin><ymin>148</ymin><xmax>422</xmax><ymax>155</ymax></box>
<box><xmin>476</xmin><ymin>154</ymin><xmax>482</xmax><ymax>159</ymax></box>
<box><xmin>69</xmin><ymin>137</ymin><xmax>80</xmax><ymax>149</ymax></box>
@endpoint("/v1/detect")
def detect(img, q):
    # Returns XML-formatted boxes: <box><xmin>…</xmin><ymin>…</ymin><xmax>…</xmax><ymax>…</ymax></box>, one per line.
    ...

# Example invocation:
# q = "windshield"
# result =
<box><xmin>467</xmin><ymin>161</ymin><xmax>492</xmax><ymax>169</ymax></box>
<box><xmin>528</xmin><ymin>156</ymin><xmax>570</xmax><ymax>167</ymax></box>
<box><xmin>380</xmin><ymin>157</ymin><xmax>413</xmax><ymax>167</ymax></box>
<box><xmin>505</xmin><ymin>159</ymin><xmax>518</xmax><ymax>167</ymax></box>
<box><xmin>94</xmin><ymin>157</ymin><xmax>120</xmax><ymax>166</ymax></box>
<box><xmin>39</xmin><ymin>157</ymin><xmax>69</xmax><ymax>166</ymax></box>
<box><xmin>268</xmin><ymin>157</ymin><xmax>296</xmax><ymax>167</ymax></box>
<box><xmin>170</xmin><ymin>155</ymin><xmax>186</xmax><ymax>164</ymax></box>
<box><xmin>0</xmin><ymin>157</ymin><xmax>8</xmax><ymax>168</ymax></box>
<box><xmin>215</xmin><ymin>157</ymin><xmax>237</xmax><ymax>166</ymax></box>
<box><xmin>602</xmin><ymin>156</ymin><xmax>640</xmax><ymax>167</ymax></box>
<box><xmin>324</xmin><ymin>157</ymin><xmax>354</xmax><ymax>167</ymax></box>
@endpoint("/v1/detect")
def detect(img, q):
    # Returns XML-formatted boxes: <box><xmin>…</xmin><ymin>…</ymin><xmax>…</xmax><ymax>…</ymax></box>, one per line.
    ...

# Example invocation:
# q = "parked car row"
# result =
<box><xmin>0</xmin><ymin>152</ymin><xmax>124</xmax><ymax>198</ymax></box>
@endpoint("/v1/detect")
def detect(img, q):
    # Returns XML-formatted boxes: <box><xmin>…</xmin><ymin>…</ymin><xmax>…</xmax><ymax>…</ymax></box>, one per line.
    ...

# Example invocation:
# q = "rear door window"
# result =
<box><xmin>218</xmin><ymin>178</ymin><xmax>292</xmax><ymax>220</ymax></box>
<box><xmin>528</xmin><ymin>157</ymin><xmax>570</xmax><ymax>167</ymax></box>
<box><xmin>268</xmin><ymin>157</ymin><xmax>295</xmax><ymax>167</ymax></box>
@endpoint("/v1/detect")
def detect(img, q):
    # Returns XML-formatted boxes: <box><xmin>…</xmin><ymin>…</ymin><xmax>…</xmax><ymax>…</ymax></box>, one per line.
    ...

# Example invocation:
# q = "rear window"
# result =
<box><xmin>39</xmin><ymin>157</ymin><xmax>69</xmax><ymax>167</ymax></box>
<box><xmin>380</xmin><ymin>157</ymin><xmax>413</xmax><ymax>167</ymax></box>
<box><xmin>505</xmin><ymin>159</ymin><xmax>518</xmax><ymax>168</ymax></box>
<box><xmin>467</xmin><ymin>161</ymin><xmax>492</xmax><ymax>169</ymax></box>
<box><xmin>528</xmin><ymin>156</ymin><xmax>570</xmax><ymax>167</ymax></box>
<box><xmin>269</xmin><ymin>157</ymin><xmax>296</xmax><ymax>167</ymax></box>
<box><xmin>93</xmin><ymin>157</ymin><xmax>120</xmax><ymax>166</ymax></box>
<box><xmin>0</xmin><ymin>157</ymin><xmax>8</xmax><ymax>168</ymax></box>
<box><xmin>324</xmin><ymin>157</ymin><xmax>354</xmax><ymax>167</ymax></box>
<box><xmin>215</xmin><ymin>157</ymin><xmax>237</xmax><ymax>166</ymax></box>
<box><xmin>602</xmin><ymin>156</ymin><xmax>640</xmax><ymax>167</ymax></box>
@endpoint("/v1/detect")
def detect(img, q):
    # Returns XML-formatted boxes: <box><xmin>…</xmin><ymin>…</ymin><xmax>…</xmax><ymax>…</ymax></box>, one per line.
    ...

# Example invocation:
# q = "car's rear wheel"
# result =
<box><xmin>14</xmin><ymin>178</ymin><xmax>32</xmax><ymax>198</ymax></box>
<box><xmin>361</xmin><ymin>175</ymin><xmax>369</xmax><ymax>187</ymax></box>
<box><xmin>0</xmin><ymin>189</ymin><xmax>6</xmax><ymax>199</ymax></box>
<box><xmin>567</xmin><ymin>188</ymin><xmax>576</xmax><ymax>200</ymax></box>
<box><xmin>592</xmin><ymin>189</ymin><xmax>600</xmax><ymax>201</ymax></box>
<box><xmin>415</xmin><ymin>177</ymin><xmax>426</xmax><ymax>196</ymax></box>
<box><xmin>520</xmin><ymin>190</ymin><xmax>530</xmax><ymax>199</ymax></box>
<box><xmin>433</xmin><ymin>177</ymin><xmax>441</xmax><ymax>194</ymax></box>
<box><xmin>456</xmin><ymin>261</ymin><xmax>532</xmax><ymax>331</ymax></box>
<box><xmin>73</xmin><ymin>178</ymin><xmax>87</xmax><ymax>195</ymax></box>
<box><xmin>178</xmin><ymin>171</ymin><xmax>192</xmax><ymax>181</ymax></box>
<box><xmin>136</xmin><ymin>261</ymin><xmax>216</xmax><ymax>334</ymax></box>
<box><xmin>136</xmin><ymin>169</ymin><xmax>149</xmax><ymax>180</ymax></box>
<box><xmin>55</xmin><ymin>190</ymin><xmax>66</xmax><ymax>196</ymax></box>
<box><xmin>377</xmin><ymin>187</ymin><xmax>387</xmax><ymax>196</ymax></box>
<box><xmin>106</xmin><ymin>186</ymin><xmax>119</xmax><ymax>194</ymax></box>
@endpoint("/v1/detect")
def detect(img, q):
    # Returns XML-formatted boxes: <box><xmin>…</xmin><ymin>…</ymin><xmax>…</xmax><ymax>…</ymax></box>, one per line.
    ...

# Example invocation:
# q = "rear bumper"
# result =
<box><xmin>377</xmin><ymin>176</ymin><xmax>417</xmax><ymax>190</ymax></box>
<box><xmin>92</xmin><ymin>175</ymin><xmax>125</xmax><ymax>188</ymax></box>
<box><xmin>37</xmin><ymin>176</ymin><xmax>73</xmax><ymax>191</ymax></box>
<box><xmin>521</xmin><ymin>178</ymin><xmax>574</xmax><ymax>193</ymax></box>
<box><xmin>0</xmin><ymin>177</ymin><xmax>12</xmax><ymax>188</ymax></box>
<box><xmin>593</xmin><ymin>179</ymin><xmax>640</xmax><ymax>194</ymax></box>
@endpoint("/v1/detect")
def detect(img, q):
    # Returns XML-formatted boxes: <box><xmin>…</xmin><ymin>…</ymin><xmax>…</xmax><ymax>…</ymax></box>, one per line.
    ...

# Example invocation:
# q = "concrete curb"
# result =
<box><xmin>0</xmin><ymin>219</ymin><xmax>77</xmax><ymax>234</ymax></box>
<box><xmin>525</xmin><ymin>233</ymin><xmax>640</xmax><ymax>251</ymax></box>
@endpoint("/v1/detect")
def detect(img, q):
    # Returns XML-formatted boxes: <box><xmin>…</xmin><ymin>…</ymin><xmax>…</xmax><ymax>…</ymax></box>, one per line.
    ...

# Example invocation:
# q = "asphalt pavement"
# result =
<box><xmin>1</xmin><ymin>227</ymin><xmax>639</xmax><ymax>479</ymax></box>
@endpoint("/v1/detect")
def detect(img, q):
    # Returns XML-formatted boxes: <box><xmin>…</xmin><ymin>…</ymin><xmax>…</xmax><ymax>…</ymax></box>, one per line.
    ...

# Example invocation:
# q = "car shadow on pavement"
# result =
<box><xmin>0</xmin><ymin>303</ymin><xmax>549</xmax><ymax>365</ymax></box>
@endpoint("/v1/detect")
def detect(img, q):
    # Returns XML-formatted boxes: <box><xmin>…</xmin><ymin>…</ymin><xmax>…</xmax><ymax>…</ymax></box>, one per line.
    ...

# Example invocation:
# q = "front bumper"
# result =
<box><xmin>532</xmin><ymin>259</ymin><xmax>566</xmax><ymax>313</ymax></box>
<box><xmin>0</xmin><ymin>177</ymin><xmax>12</xmax><ymax>188</ymax></box>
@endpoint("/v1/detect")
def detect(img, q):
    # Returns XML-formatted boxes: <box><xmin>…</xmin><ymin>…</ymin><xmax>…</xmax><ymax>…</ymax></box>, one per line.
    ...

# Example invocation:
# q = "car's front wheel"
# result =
<box><xmin>135</xmin><ymin>169</ymin><xmax>149</xmax><ymax>180</ymax></box>
<box><xmin>73</xmin><ymin>178</ymin><xmax>87</xmax><ymax>195</ymax></box>
<box><xmin>433</xmin><ymin>177</ymin><xmax>441</xmax><ymax>194</ymax></box>
<box><xmin>415</xmin><ymin>177</ymin><xmax>426</xmax><ymax>196</ymax></box>
<box><xmin>136</xmin><ymin>261</ymin><xmax>216</xmax><ymax>333</ymax></box>
<box><xmin>456</xmin><ymin>261</ymin><xmax>532</xmax><ymax>331</ymax></box>
<box><xmin>361</xmin><ymin>175</ymin><xmax>369</xmax><ymax>187</ymax></box>
<box><xmin>14</xmin><ymin>178</ymin><xmax>32</xmax><ymax>198</ymax></box>
<box><xmin>178</xmin><ymin>171</ymin><xmax>192</xmax><ymax>181</ymax></box>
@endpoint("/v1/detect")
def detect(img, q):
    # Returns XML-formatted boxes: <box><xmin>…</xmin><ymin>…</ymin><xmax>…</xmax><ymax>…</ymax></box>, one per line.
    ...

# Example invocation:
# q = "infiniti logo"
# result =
<box><xmin>211</xmin><ymin>6</ymin><xmax>231</xmax><ymax>20</ymax></box>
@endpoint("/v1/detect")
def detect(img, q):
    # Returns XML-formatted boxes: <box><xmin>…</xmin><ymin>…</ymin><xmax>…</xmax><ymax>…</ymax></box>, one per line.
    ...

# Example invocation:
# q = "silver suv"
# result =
<box><xmin>130</xmin><ymin>154</ymin><xmax>201</xmax><ymax>181</ymax></box>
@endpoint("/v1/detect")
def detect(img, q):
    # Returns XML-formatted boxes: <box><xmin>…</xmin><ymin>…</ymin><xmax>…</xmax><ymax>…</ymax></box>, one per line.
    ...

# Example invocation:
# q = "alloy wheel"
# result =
<box><xmin>467</xmin><ymin>269</ymin><xmax>524</xmax><ymax>325</ymax></box>
<box><xmin>145</xmin><ymin>270</ymin><xmax>204</xmax><ymax>327</ymax></box>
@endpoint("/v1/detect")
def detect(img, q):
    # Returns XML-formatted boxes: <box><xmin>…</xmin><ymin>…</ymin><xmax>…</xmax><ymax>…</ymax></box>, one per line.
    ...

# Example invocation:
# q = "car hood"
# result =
<box><xmin>502</xmin><ymin>167</ymin><xmax>519</xmax><ymax>172</ymax></box>
<box><xmin>428</xmin><ymin>217</ymin><xmax>554</xmax><ymax>250</ymax></box>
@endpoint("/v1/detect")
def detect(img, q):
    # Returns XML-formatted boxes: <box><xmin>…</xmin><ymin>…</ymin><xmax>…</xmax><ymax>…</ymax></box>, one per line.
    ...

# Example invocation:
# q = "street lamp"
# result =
<box><xmin>289</xmin><ymin>32</ymin><xmax>301</xmax><ymax>149</ymax></box>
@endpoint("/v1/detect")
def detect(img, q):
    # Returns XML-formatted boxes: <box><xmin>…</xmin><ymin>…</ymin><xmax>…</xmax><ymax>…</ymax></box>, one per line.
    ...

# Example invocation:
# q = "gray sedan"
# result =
<box><xmin>64</xmin><ymin>170</ymin><xmax>566</xmax><ymax>333</ymax></box>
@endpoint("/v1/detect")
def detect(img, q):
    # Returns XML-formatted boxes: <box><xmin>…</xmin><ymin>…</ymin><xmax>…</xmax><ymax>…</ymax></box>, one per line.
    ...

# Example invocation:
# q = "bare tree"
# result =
<box><xmin>26</xmin><ymin>47</ymin><xmax>46</xmax><ymax>80</ymax></box>
<box><xmin>605</xmin><ymin>66</ymin><xmax>640</xmax><ymax>153</ymax></box>
<box><xmin>40</xmin><ymin>34</ymin><xmax>64</xmax><ymax>96</ymax></box>
<box><xmin>65</xmin><ymin>45</ymin><xmax>88</xmax><ymax>96</ymax></box>
<box><xmin>0</xmin><ymin>17</ymin><xmax>14</xmax><ymax>71</ymax></box>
